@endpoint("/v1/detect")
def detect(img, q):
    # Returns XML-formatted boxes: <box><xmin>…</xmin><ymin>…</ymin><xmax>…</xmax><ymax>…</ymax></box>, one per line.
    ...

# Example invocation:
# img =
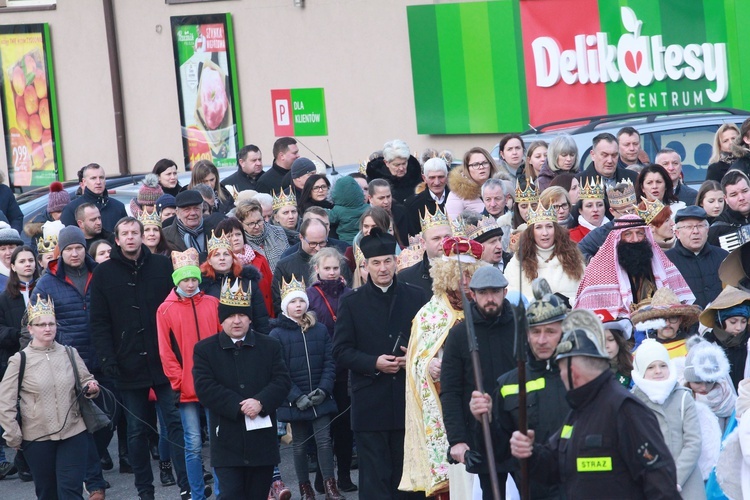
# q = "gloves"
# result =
<box><xmin>308</xmin><ymin>388</ymin><xmax>327</xmax><ymax>405</ymax></box>
<box><xmin>295</xmin><ymin>394</ymin><xmax>313</xmax><ymax>411</ymax></box>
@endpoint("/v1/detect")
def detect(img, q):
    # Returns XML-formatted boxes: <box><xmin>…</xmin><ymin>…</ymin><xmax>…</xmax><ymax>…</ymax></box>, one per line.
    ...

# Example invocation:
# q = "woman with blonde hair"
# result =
<box><xmin>536</xmin><ymin>134</ymin><xmax>579</xmax><ymax>192</ymax></box>
<box><xmin>445</xmin><ymin>147</ymin><xmax>499</xmax><ymax>220</ymax></box>
<box><xmin>706</xmin><ymin>123</ymin><xmax>740</xmax><ymax>182</ymax></box>
<box><xmin>524</xmin><ymin>140</ymin><xmax>547</xmax><ymax>182</ymax></box>
<box><xmin>539</xmin><ymin>186</ymin><xmax>573</xmax><ymax>228</ymax></box>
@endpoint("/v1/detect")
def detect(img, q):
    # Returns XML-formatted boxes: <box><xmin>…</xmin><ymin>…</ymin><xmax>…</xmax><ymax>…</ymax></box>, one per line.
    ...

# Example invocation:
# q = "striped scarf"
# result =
<box><xmin>245</xmin><ymin>223</ymin><xmax>289</xmax><ymax>272</ymax></box>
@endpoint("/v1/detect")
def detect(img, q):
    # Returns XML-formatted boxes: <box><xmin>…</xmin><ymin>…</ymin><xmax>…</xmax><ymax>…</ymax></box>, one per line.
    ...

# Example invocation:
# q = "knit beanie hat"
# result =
<box><xmin>291</xmin><ymin>157</ymin><xmax>316</xmax><ymax>179</ymax></box>
<box><xmin>683</xmin><ymin>335</ymin><xmax>731</xmax><ymax>383</ymax></box>
<box><xmin>57</xmin><ymin>226</ymin><xmax>86</xmax><ymax>251</ymax></box>
<box><xmin>280</xmin><ymin>275</ymin><xmax>308</xmax><ymax>316</ymax></box>
<box><xmin>156</xmin><ymin>194</ymin><xmax>176</xmax><ymax>214</ymax></box>
<box><xmin>633</xmin><ymin>339</ymin><xmax>672</xmax><ymax>377</ymax></box>
<box><xmin>47</xmin><ymin>182</ymin><xmax>70</xmax><ymax>213</ymax></box>
<box><xmin>137</xmin><ymin>174</ymin><xmax>164</xmax><ymax>206</ymax></box>
<box><xmin>0</xmin><ymin>225</ymin><xmax>23</xmax><ymax>247</ymax></box>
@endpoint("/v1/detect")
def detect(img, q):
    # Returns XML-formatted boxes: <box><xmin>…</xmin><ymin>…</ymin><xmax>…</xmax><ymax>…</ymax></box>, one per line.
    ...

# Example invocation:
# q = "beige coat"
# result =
<box><xmin>0</xmin><ymin>341</ymin><xmax>94</xmax><ymax>448</ymax></box>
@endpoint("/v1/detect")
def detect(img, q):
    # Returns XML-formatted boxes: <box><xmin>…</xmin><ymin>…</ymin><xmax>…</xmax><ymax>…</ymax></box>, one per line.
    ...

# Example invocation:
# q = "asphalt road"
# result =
<box><xmin>2</xmin><ymin>435</ymin><xmax>360</xmax><ymax>499</ymax></box>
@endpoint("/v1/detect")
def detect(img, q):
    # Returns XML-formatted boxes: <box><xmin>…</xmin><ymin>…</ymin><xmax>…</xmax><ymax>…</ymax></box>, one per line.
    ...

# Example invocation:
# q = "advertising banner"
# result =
<box><xmin>407</xmin><ymin>0</ymin><xmax>750</xmax><ymax>134</ymax></box>
<box><xmin>0</xmin><ymin>24</ymin><xmax>62</xmax><ymax>187</ymax></box>
<box><xmin>271</xmin><ymin>87</ymin><xmax>328</xmax><ymax>137</ymax></box>
<box><xmin>170</xmin><ymin>13</ymin><xmax>243</xmax><ymax>169</ymax></box>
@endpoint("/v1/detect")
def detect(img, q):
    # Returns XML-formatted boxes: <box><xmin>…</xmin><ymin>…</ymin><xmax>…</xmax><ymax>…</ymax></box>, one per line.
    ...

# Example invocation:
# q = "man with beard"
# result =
<box><xmin>440</xmin><ymin>266</ymin><xmax>516</xmax><ymax>498</ymax></box>
<box><xmin>574</xmin><ymin>214</ymin><xmax>694</xmax><ymax>319</ymax></box>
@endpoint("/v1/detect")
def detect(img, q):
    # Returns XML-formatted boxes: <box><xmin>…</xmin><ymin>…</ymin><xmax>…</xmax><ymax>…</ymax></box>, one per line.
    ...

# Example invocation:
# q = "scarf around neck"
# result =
<box><xmin>696</xmin><ymin>377</ymin><xmax>737</xmax><ymax>418</ymax></box>
<box><xmin>632</xmin><ymin>369</ymin><xmax>678</xmax><ymax>405</ymax></box>
<box><xmin>176</xmin><ymin>217</ymin><xmax>205</xmax><ymax>253</ymax></box>
<box><xmin>245</xmin><ymin>223</ymin><xmax>288</xmax><ymax>271</ymax></box>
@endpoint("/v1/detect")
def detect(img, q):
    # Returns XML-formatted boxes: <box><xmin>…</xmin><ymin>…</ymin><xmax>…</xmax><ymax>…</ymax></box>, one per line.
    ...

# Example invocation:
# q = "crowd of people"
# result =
<box><xmin>1</xmin><ymin>124</ymin><xmax>750</xmax><ymax>499</ymax></box>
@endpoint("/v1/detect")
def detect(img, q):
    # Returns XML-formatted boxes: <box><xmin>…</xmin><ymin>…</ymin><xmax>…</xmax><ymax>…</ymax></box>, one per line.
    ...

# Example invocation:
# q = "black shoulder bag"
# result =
<box><xmin>65</xmin><ymin>346</ymin><xmax>110</xmax><ymax>433</ymax></box>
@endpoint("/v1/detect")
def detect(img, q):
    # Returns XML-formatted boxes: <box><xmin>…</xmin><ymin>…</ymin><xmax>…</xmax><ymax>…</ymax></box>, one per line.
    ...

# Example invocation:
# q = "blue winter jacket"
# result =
<box><xmin>270</xmin><ymin>313</ymin><xmax>337</xmax><ymax>422</ymax></box>
<box><xmin>33</xmin><ymin>255</ymin><xmax>99</xmax><ymax>371</ymax></box>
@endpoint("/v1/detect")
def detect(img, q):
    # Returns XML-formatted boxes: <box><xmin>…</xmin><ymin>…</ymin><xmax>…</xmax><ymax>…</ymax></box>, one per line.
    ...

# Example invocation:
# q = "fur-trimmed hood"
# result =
<box><xmin>731</xmin><ymin>140</ymin><xmax>750</xmax><ymax>159</ymax></box>
<box><xmin>448</xmin><ymin>167</ymin><xmax>482</xmax><ymax>201</ymax></box>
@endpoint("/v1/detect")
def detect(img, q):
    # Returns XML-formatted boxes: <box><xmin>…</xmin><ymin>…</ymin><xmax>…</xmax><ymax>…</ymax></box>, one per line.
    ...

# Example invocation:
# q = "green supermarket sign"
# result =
<box><xmin>407</xmin><ymin>0</ymin><xmax>750</xmax><ymax>134</ymax></box>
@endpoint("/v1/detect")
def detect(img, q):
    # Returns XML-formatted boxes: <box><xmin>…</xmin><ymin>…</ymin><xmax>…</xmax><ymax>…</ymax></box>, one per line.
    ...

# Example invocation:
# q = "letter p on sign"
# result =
<box><xmin>271</xmin><ymin>89</ymin><xmax>295</xmax><ymax>136</ymax></box>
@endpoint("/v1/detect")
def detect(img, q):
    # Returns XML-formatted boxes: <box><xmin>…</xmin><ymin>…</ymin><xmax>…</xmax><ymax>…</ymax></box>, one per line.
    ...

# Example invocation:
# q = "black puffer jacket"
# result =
<box><xmin>665</xmin><ymin>241</ymin><xmax>727</xmax><ymax>308</ymax></box>
<box><xmin>270</xmin><ymin>314</ymin><xmax>337</xmax><ymax>422</ymax></box>
<box><xmin>0</xmin><ymin>290</ymin><xmax>25</xmax><ymax>377</ymax></box>
<box><xmin>365</xmin><ymin>155</ymin><xmax>423</xmax><ymax>204</ymax></box>
<box><xmin>90</xmin><ymin>245</ymin><xmax>173</xmax><ymax>389</ymax></box>
<box><xmin>200</xmin><ymin>265</ymin><xmax>270</xmax><ymax>334</ymax></box>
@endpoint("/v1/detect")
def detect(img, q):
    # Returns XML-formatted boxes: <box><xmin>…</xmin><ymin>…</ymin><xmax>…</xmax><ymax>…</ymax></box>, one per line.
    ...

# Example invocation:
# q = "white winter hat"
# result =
<box><xmin>683</xmin><ymin>336</ymin><xmax>730</xmax><ymax>383</ymax></box>
<box><xmin>633</xmin><ymin>339</ymin><xmax>671</xmax><ymax>377</ymax></box>
<box><xmin>281</xmin><ymin>290</ymin><xmax>309</xmax><ymax>316</ymax></box>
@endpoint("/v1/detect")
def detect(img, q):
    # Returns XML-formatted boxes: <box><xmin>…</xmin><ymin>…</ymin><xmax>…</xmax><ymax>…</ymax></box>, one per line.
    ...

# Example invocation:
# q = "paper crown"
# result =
<box><xmin>136</xmin><ymin>206</ymin><xmax>162</xmax><ymax>228</ymax></box>
<box><xmin>281</xmin><ymin>274</ymin><xmax>306</xmax><ymax>300</ymax></box>
<box><xmin>27</xmin><ymin>294</ymin><xmax>55</xmax><ymax>323</ymax></box>
<box><xmin>442</xmin><ymin>236</ymin><xmax>483</xmax><ymax>262</ymax></box>
<box><xmin>359</xmin><ymin>160</ymin><xmax>368</xmax><ymax>175</ymax></box>
<box><xmin>636</xmin><ymin>197</ymin><xmax>666</xmax><ymax>225</ymax></box>
<box><xmin>606</xmin><ymin>179</ymin><xmax>636</xmax><ymax>208</ymax></box>
<box><xmin>397</xmin><ymin>235</ymin><xmax>424</xmax><ymax>271</ymax></box>
<box><xmin>579</xmin><ymin>176</ymin><xmax>605</xmax><ymax>200</ymax></box>
<box><xmin>450</xmin><ymin>216</ymin><xmax>468</xmax><ymax>238</ymax></box>
<box><xmin>526</xmin><ymin>202</ymin><xmax>557</xmax><ymax>225</ymax></box>
<box><xmin>220</xmin><ymin>279</ymin><xmax>250</xmax><ymax>308</ymax></box>
<box><xmin>37</xmin><ymin>235</ymin><xmax>57</xmax><ymax>254</ymax></box>
<box><xmin>420</xmin><ymin>206</ymin><xmax>450</xmax><ymax>233</ymax></box>
<box><xmin>272</xmin><ymin>189</ymin><xmax>297</xmax><ymax>211</ymax></box>
<box><xmin>515</xmin><ymin>180</ymin><xmax>539</xmax><ymax>204</ymax></box>
<box><xmin>171</xmin><ymin>247</ymin><xmax>200</xmax><ymax>270</ymax></box>
<box><xmin>353</xmin><ymin>243</ymin><xmax>365</xmax><ymax>267</ymax></box>
<box><xmin>207</xmin><ymin>230</ymin><xmax>232</xmax><ymax>253</ymax></box>
<box><xmin>466</xmin><ymin>215</ymin><xmax>501</xmax><ymax>241</ymax></box>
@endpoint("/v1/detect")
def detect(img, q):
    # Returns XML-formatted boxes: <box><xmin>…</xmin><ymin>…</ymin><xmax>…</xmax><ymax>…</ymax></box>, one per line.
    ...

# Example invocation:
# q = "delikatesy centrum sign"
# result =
<box><xmin>407</xmin><ymin>0</ymin><xmax>750</xmax><ymax>134</ymax></box>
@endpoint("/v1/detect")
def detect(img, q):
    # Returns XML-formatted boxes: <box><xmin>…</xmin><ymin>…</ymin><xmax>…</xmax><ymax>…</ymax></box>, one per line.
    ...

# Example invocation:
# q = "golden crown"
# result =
<box><xmin>636</xmin><ymin>197</ymin><xmax>666</xmax><ymax>225</ymax></box>
<box><xmin>466</xmin><ymin>215</ymin><xmax>502</xmax><ymax>241</ymax></box>
<box><xmin>606</xmin><ymin>179</ymin><xmax>636</xmax><ymax>208</ymax></box>
<box><xmin>220</xmin><ymin>279</ymin><xmax>250</xmax><ymax>308</ymax></box>
<box><xmin>359</xmin><ymin>160</ymin><xmax>368</xmax><ymax>175</ymax></box>
<box><xmin>136</xmin><ymin>206</ymin><xmax>162</xmax><ymax>228</ymax></box>
<box><xmin>272</xmin><ymin>189</ymin><xmax>297</xmax><ymax>211</ymax></box>
<box><xmin>579</xmin><ymin>176</ymin><xmax>605</xmax><ymax>200</ymax></box>
<box><xmin>281</xmin><ymin>274</ymin><xmax>306</xmax><ymax>300</ymax></box>
<box><xmin>171</xmin><ymin>247</ymin><xmax>200</xmax><ymax>270</ymax></box>
<box><xmin>353</xmin><ymin>243</ymin><xmax>365</xmax><ymax>266</ymax></box>
<box><xmin>515</xmin><ymin>179</ymin><xmax>538</xmax><ymax>204</ymax></box>
<box><xmin>27</xmin><ymin>294</ymin><xmax>55</xmax><ymax>323</ymax></box>
<box><xmin>419</xmin><ymin>206</ymin><xmax>450</xmax><ymax>233</ymax></box>
<box><xmin>450</xmin><ymin>215</ymin><xmax>468</xmax><ymax>238</ymax></box>
<box><xmin>37</xmin><ymin>235</ymin><xmax>57</xmax><ymax>254</ymax></box>
<box><xmin>207</xmin><ymin>230</ymin><xmax>232</xmax><ymax>254</ymax></box>
<box><xmin>397</xmin><ymin>236</ymin><xmax>424</xmax><ymax>271</ymax></box>
<box><xmin>526</xmin><ymin>202</ymin><xmax>557</xmax><ymax>225</ymax></box>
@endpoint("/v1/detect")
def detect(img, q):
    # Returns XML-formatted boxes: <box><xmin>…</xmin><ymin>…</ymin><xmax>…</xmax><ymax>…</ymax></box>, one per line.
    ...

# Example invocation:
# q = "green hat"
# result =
<box><xmin>172</xmin><ymin>265</ymin><xmax>201</xmax><ymax>286</ymax></box>
<box><xmin>171</xmin><ymin>248</ymin><xmax>202</xmax><ymax>286</ymax></box>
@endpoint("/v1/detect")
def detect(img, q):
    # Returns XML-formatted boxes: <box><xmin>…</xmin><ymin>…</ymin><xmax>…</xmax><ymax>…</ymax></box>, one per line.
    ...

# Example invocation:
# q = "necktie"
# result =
<box><xmin>236</xmin><ymin>340</ymin><xmax>243</xmax><ymax>349</ymax></box>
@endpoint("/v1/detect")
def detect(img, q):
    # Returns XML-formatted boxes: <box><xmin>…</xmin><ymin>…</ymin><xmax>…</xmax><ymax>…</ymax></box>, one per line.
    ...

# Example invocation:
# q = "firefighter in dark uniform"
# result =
<box><xmin>508</xmin><ymin>309</ymin><xmax>681</xmax><ymax>499</ymax></box>
<box><xmin>470</xmin><ymin>279</ymin><xmax>570</xmax><ymax>499</ymax></box>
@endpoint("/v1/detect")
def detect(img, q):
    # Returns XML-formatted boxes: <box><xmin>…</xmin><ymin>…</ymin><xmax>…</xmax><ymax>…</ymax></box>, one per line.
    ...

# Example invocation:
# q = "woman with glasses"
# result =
<box><xmin>298</xmin><ymin>175</ymin><xmax>333</xmax><ymax>214</ymax></box>
<box><xmin>539</xmin><ymin>186</ymin><xmax>573</xmax><ymax>228</ymax></box>
<box><xmin>536</xmin><ymin>134</ymin><xmax>579</xmax><ymax>192</ymax></box>
<box><xmin>445</xmin><ymin>147</ymin><xmax>500</xmax><ymax>220</ymax></box>
<box><xmin>235</xmin><ymin>200</ymin><xmax>289</xmax><ymax>273</ymax></box>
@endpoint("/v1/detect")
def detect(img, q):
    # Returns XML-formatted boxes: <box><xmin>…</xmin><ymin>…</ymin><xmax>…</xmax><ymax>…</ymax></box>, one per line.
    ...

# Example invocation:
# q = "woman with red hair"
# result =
<box><xmin>637</xmin><ymin>198</ymin><xmax>675</xmax><ymax>251</ymax></box>
<box><xmin>199</xmin><ymin>231</ymin><xmax>272</xmax><ymax>331</ymax></box>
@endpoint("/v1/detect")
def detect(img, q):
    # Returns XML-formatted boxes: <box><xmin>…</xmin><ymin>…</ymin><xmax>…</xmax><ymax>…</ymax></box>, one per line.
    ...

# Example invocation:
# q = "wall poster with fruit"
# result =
<box><xmin>0</xmin><ymin>23</ymin><xmax>61</xmax><ymax>187</ymax></box>
<box><xmin>170</xmin><ymin>13</ymin><xmax>243</xmax><ymax>171</ymax></box>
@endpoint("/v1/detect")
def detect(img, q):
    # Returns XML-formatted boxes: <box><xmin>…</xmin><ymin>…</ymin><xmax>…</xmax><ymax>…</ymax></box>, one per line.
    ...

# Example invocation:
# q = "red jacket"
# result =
<box><xmin>568</xmin><ymin>225</ymin><xmax>590</xmax><ymax>243</ymax></box>
<box><xmin>157</xmin><ymin>289</ymin><xmax>221</xmax><ymax>402</ymax></box>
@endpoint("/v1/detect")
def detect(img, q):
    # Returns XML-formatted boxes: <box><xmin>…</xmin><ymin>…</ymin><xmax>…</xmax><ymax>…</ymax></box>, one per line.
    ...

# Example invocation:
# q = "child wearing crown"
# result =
<box><xmin>156</xmin><ymin>248</ymin><xmax>221</xmax><ymax>499</ymax></box>
<box><xmin>269</xmin><ymin>275</ymin><xmax>343</xmax><ymax>500</ymax></box>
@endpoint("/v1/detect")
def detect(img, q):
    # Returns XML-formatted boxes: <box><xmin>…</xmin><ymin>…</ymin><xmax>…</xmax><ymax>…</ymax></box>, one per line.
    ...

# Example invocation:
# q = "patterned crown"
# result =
<box><xmin>579</xmin><ymin>176</ymin><xmax>605</xmax><ymax>200</ymax></box>
<box><xmin>171</xmin><ymin>247</ymin><xmax>200</xmax><ymax>270</ymax></box>
<box><xmin>281</xmin><ymin>275</ymin><xmax>306</xmax><ymax>301</ymax></box>
<box><xmin>636</xmin><ymin>197</ymin><xmax>666</xmax><ymax>225</ymax></box>
<box><xmin>37</xmin><ymin>235</ymin><xmax>57</xmax><ymax>254</ymax></box>
<box><xmin>272</xmin><ymin>189</ymin><xmax>297</xmax><ymax>211</ymax></box>
<box><xmin>397</xmin><ymin>235</ymin><xmax>424</xmax><ymax>271</ymax></box>
<box><xmin>207</xmin><ymin>230</ymin><xmax>232</xmax><ymax>254</ymax></box>
<box><xmin>515</xmin><ymin>179</ymin><xmax>539</xmax><ymax>204</ymax></box>
<box><xmin>526</xmin><ymin>202</ymin><xmax>557</xmax><ymax>225</ymax></box>
<box><xmin>466</xmin><ymin>215</ymin><xmax>502</xmax><ymax>241</ymax></box>
<box><xmin>420</xmin><ymin>206</ymin><xmax>450</xmax><ymax>233</ymax></box>
<box><xmin>606</xmin><ymin>179</ymin><xmax>636</xmax><ymax>208</ymax></box>
<box><xmin>136</xmin><ymin>206</ymin><xmax>162</xmax><ymax>228</ymax></box>
<box><xmin>27</xmin><ymin>294</ymin><xmax>55</xmax><ymax>323</ymax></box>
<box><xmin>450</xmin><ymin>215</ymin><xmax>468</xmax><ymax>237</ymax></box>
<box><xmin>353</xmin><ymin>243</ymin><xmax>365</xmax><ymax>267</ymax></box>
<box><xmin>220</xmin><ymin>279</ymin><xmax>250</xmax><ymax>308</ymax></box>
<box><xmin>359</xmin><ymin>159</ymin><xmax>368</xmax><ymax>175</ymax></box>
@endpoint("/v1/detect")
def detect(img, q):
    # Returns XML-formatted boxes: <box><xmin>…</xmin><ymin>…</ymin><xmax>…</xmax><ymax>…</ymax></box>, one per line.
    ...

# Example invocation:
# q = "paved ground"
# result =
<box><xmin>2</xmin><ymin>436</ymin><xmax>360</xmax><ymax>499</ymax></box>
